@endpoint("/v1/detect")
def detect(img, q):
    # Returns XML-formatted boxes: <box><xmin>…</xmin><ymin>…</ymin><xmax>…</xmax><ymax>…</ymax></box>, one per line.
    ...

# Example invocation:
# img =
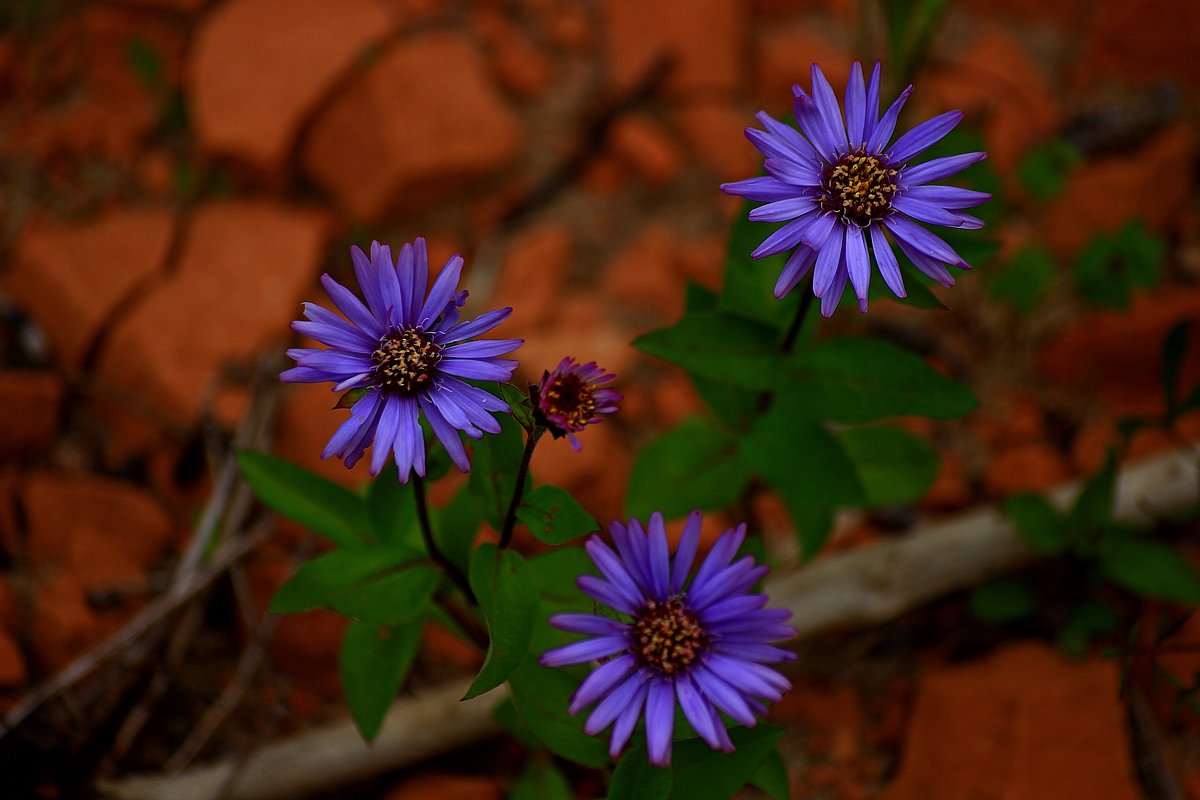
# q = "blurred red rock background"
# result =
<box><xmin>0</xmin><ymin>0</ymin><xmax>1198</xmax><ymax>797</ymax></box>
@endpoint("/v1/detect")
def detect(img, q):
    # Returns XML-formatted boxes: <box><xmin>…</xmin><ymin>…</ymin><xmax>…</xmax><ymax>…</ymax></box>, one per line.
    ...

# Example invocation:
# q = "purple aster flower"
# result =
<box><xmin>540</xmin><ymin>511</ymin><xmax>796</xmax><ymax>766</ymax></box>
<box><xmin>281</xmin><ymin>238</ymin><xmax>522</xmax><ymax>481</ymax></box>
<box><xmin>534</xmin><ymin>357</ymin><xmax>622</xmax><ymax>451</ymax></box>
<box><xmin>721</xmin><ymin>62</ymin><xmax>991</xmax><ymax>316</ymax></box>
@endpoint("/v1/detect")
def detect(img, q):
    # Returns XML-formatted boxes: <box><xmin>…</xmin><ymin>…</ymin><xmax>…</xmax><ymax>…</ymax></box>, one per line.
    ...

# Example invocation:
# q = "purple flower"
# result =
<box><xmin>721</xmin><ymin>62</ymin><xmax>991</xmax><ymax>316</ymax></box>
<box><xmin>281</xmin><ymin>238</ymin><xmax>522</xmax><ymax>481</ymax></box>
<box><xmin>535</xmin><ymin>357</ymin><xmax>622</xmax><ymax>451</ymax></box>
<box><xmin>540</xmin><ymin>511</ymin><xmax>795</xmax><ymax>766</ymax></box>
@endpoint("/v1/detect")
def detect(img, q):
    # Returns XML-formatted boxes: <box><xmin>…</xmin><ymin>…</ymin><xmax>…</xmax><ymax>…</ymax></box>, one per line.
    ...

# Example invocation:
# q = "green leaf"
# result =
<box><xmin>788</xmin><ymin>338</ymin><xmax>977</xmax><ymax>423</ymax></box>
<box><xmin>670</xmin><ymin>726</ymin><xmax>786</xmax><ymax>800</ymax></box>
<box><xmin>1068</xmin><ymin>451</ymin><xmax>1117</xmax><ymax>546</ymax></box>
<box><xmin>328</xmin><ymin>565</ymin><xmax>440</xmax><ymax>625</ymax></box>
<box><xmin>530</xmin><ymin>547</ymin><xmax>598</xmax><ymax>608</ymax></box>
<box><xmin>1074</xmin><ymin>222</ymin><xmax>1164</xmax><ymax>310</ymax></box>
<box><xmin>501</xmin><ymin>382</ymin><xmax>537</xmax><ymax>432</ymax></box>
<box><xmin>1004</xmin><ymin>493</ymin><xmax>1066</xmax><ymax>554</ymax></box>
<box><xmin>970</xmin><ymin>579</ymin><xmax>1036</xmax><ymax>622</ymax></box>
<box><xmin>626</xmin><ymin>418</ymin><xmax>753</xmax><ymax>520</ymax></box>
<box><xmin>750</xmin><ymin>748</ymin><xmax>790</xmax><ymax>800</ymax></box>
<box><xmin>269</xmin><ymin>546</ymin><xmax>423</xmax><ymax>615</ymax></box>
<box><xmin>465</xmin><ymin>544</ymin><xmax>539</xmax><ymax>699</ymax></box>
<box><xmin>509</xmin><ymin>658</ymin><xmax>610</xmax><ymax>768</ymax></box>
<box><xmin>1099</xmin><ymin>535</ymin><xmax>1200</xmax><ymax>604</ymax></box>
<box><xmin>339</xmin><ymin>620</ymin><xmax>421</xmax><ymax>741</ymax></box>
<box><xmin>836</xmin><ymin>425</ymin><xmax>938</xmax><ymax>507</ymax></box>
<box><xmin>436</xmin><ymin>483</ymin><xmax>484</xmax><ymax>577</ymax></box>
<box><xmin>1162</xmin><ymin>321</ymin><xmax>1192</xmax><ymax>418</ymax></box>
<box><xmin>469</xmin><ymin>413</ymin><xmax>529</xmax><ymax>529</ymax></box>
<box><xmin>609</xmin><ymin>743</ymin><xmax>673</xmax><ymax>800</ymax></box>
<box><xmin>238</xmin><ymin>451</ymin><xmax>372</xmax><ymax>547</ymax></box>
<box><xmin>720</xmin><ymin>201</ymin><xmax>801</xmax><ymax>329</ymax></box>
<box><xmin>510</xmin><ymin>756</ymin><xmax>573</xmax><ymax>800</ymax></box>
<box><xmin>366</xmin><ymin>464</ymin><xmax>419</xmax><ymax>547</ymax></box>
<box><xmin>633</xmin><ymin>311</ymin><xmax>787</xmax><ymax>390</ymax></box>
<box><xmin>988</xmin><ymin>245</ymin><xmax>1056</xmax><ymax>313</ymax></box>
<box><xmin>1058</xmin><ymin>600</ymin><xmax>1120</xmax><ymax>657</ymax></box>
<box><xmin>1016</xmin><ymin>138</ymin><xmax>1082</xmax><ymax>201</ymax></box>
<box><xmin>740</xmin><ymin>411</ymin><xmax>861</xmax><ymax>556</ymax></box>
<box><xmin>492</xmin><ymin>697</ymin><xmax>540</xmax><ymax>750</ymax></box>
<box><xmin>516</xmin><ymin>485</ymin><xmax>600</xmax><ymax>544</ymax></box>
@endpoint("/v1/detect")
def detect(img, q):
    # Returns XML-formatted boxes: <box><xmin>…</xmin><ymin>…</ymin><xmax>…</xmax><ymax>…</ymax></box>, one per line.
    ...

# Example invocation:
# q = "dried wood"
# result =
<box><xmin>101</xmin><ymin>448</ymin><xmax>1199</xmax><ymax>800</ymax></box>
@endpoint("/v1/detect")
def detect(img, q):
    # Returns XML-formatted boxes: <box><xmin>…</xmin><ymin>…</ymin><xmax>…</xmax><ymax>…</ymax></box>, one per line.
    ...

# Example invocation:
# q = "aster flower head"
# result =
<box><xmin>721</xmin><ymin>61</ymin><xmax>991</xmax><ymax>316</ymax></box>
<box><xmin>281</xmin><ymin>238</ymin><xmax>522</xmax><ymax>482</ymax></box>
<box><xmin>540</xmin><ymin>511</ymin><xmax>796</xmax><ymax>766</ymax></box>
<box><xmin>534</xmin><ymin>357</ymin><xmax>622</xmax><ymax>451</ymax></box>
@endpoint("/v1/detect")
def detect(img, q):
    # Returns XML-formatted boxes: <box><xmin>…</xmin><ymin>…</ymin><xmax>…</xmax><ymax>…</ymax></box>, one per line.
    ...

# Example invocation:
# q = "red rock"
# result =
<box><xmin>0</xmin><ymin>627</ymin><xmax>24</xmax><ymax>687</ymax></box>
<box><xmin>772</xmin><ymin>683</ymin><xmax>864</xmax><ymax>762</ymax></box>
<box><xmin>600</xmin><ymin>225</ymin><xmax>683</xmax><ymax>319</ymax></box>
<box><xmin>1039</xmin><ymin>287</ymin><xmax>1200</xmax><ymax>417</ymax></box>
<box><xmin>602</xmin><ymin>0</ymin><xmax>746</xmax><ymax>95</ymax></box>
<box><xmin>30</xmin><ymin>574</ymin><xmax>100</xmax><ymax>673</ymax></box>
<box><xmin>675</xmin><ymin>234</ymin><xmax>725</xmax><ymax>290</ymax></box>
<box><xmin>0</xmin><ymin>575</ymin><xmax>21</xmax><ymax>636</ymax></box>
<box><xmin>530</xmin><ymin>420</ymin><xmax>631</xmax><ymax>524</ymax></box>
<box><xmin>653</xmin><ymin>369</ymin><xmax>704</xmax><ymax>427</ymax></box>
<box><xmin>609</xmin><ymin>116</ymin><xmax>681</xmax><ymax>186</ymax></box>
<box><xmin>93</xmin><ymin>201</ymin><xmax>328</xmax><ymax>456</ymax></box>
<box><xmin>546</xmin><ymin>3</ymin><xmax>590</xmax><ymax>50</ymax></box>
<box><xmin>384</xmin><ymin>773</ymin><xmax>501</xmax><ymax>800</ymax></box>
<box><xmin>920</xmin><ymin>449</ymin><xmax>973</xmax><ymax>510</ymax></box>
<box><xmin>755</xmin><ymin>27</ymin><xmax>849</xmax><ymax>114</ymax></box>
<box><xmin>0</xmin><ymin>370</ymin><xmax>62</xmax><ymax>458</ymax></box>
<box><xmin>189</xmin><ymin>0</ymin><xmax>390</xmax><ymax>172</ymax></box>
<box><xmin>275</xmin><ymin>380</ymin><xmax>375</xmax><ymax>489</ymax></box>
<box><xmin>3</xmin><ymin>7</ymin><xmax>183</xmax><ymax>163</ymax></box>
<box><xmin>490</xmin><ymin>223</ymin><xmax>572</xmax><ymax>338</ymax></box>
<box><xmin>110</xmin><ymin>0</ymin><xmax>209</xmax><ymax>10</ymax></box>
<box><xmin>882</xmin><ymin>643</ymin><xmax>1140</xmax><ymax>800</ymax></box>
<box><xmin>474</xmin><ymin>6</ymin><xmax>553</xmax><ymax>98</ymax></box>
<box><xmin>515</xmin><ymin>292</ymin><xmax>638</xmax><ymax>384</ymax></box>
<box><xmin>1070</xmin><ymin>0</ymin><xmax>1200</xmax><ymax>90</ymax></box>
<box><xmin>925</xmin><ymin>32</ymin><xmax>1059</xmax><ymax>174</ymax></box>
<box><xmin>674</xmin><ymin>99</ymin><xmax>759</xmax><ymax>181</ymax></box>
<box><xmin>22</xmin><ymin>472</ymin><xmax>175</xmax><ymax>590</ymax></box>
<box><xmin>304</xmin><ymin>34</ymin><xmax>523</xmax><ymax>220</ymax></box>
<box><xmin>984</xmin><ymin>442</ymin><xmax>1070</xmax><ymax>497</ymax></box>
<box><xmin>1041</xmin><ymin>125</ymin><xmax>1196</xmax><ymax>259</ymax></box>
<box><xmin>5</xmin><ymin>209</ymin><xmax>176</xmax><ymax>369</ymax></box>
<box><xmin>421</xmin><ymin>620</ymin><xmax>483</xmax><ymax>671</ymax></box>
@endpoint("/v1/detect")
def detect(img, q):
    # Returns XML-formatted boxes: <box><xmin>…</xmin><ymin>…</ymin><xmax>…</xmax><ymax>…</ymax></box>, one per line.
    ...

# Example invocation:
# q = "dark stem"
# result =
<box><xmin>499</xmin><ymin>426</ymin><xmax>544</xmax><ymax>549</ymax></box>
<box><xmin>413</xmin><ymin>474</ymin><xmax>475</xmax><ymax>604</ymax></box>
<box><xmin>780</xmin><ymin>284</ymin><xmax>816</xmax><ymax>356</ymax></box>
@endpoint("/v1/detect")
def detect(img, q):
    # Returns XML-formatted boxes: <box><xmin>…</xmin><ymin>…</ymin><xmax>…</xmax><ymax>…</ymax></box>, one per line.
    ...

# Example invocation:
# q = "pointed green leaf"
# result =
<box><xmin>788</xmin><ymin>338</ymin><xmax>977</xmax><ymax>423</ymax></box>
<box><xmin>510</xmin><ymin>756</ymin><xmax>573</xmax><ymax>800</ymax></box>
<box><xmin>516</xmin><ymin>484</ymin><xmax>600</xmax><ymax>544</ymax></box>
<box><xmin>328</xmin><ymin>565</ymin><xmax>439</xmax><ymax>625</ymax></box>
<box><xmin>626</xmin><ymin>418</ymin><xmax>753</xmax><ymax>520</ymax></box>
<box><xmin>509</xmin><ymin>658</ymin><xmax>610</xmax><ymax>768</ymax></box>
<box><xmin>465</xmin><ymin>544</ymin><xmax>539</xmax><ymax>699</ymax></box>
<box><xmin>836</xmin><ymin>425</ymin><xmax>938</xmax><ymax>507</ymax></box>
<box><xmin>469</xmin><ymin>414</ymin><xmax>529</xmax><ymax>529</ymax></box>
<box><xmin>1099</xmin><ymin>535</ymin><xmax>1200</xmax><ymax>604</ymax></box>
<box><xmin>339</xmin><ymin>620</ymin><xmax>422</xmax><ymax>742</ymax></box>
<box><xmin>1004</xmin><ymin>493</ymin><xmax>1066</xmax><ymax>554</ymax></box>
<box><xmin>269</xmin><ymin>546</ymin><xmax>423</xmax><ymax>615</ymax></box>
<box><xmin>436</xmin><ymin>483</ymin><xmax>484</xmax><ymax>576</ymax></box>
<box><xmin>633</xmin><ymin>311</ymin><xmax>787</xmax><ymax>390</ymax></box>
<box><xmin>670</xmin><ymin>726</ymin><xmax>786</xmax><ymax>800</ymax></box>
<box><xmin>970</xmin><ymin>579</ymin><xmax>1036</xmax><ymax>622</ymax></box>
<box><xmin>609</xmin><ymin>742</ymin><xmax>673</xmax><ymax>800</ymax></box>
<box><xmin>750</xmin><ymin>748</ymin><xmax>790</xmax><ymax>800</ymax></box>
<box><xmin>238</xmin><ymin>450</ymin><xmax>372</xmax><ymax>547</ymax></box>
<box><xmin>366</xmin><ymin>464</ymin><xmax>419</xmax><ymax>546</ymax></box>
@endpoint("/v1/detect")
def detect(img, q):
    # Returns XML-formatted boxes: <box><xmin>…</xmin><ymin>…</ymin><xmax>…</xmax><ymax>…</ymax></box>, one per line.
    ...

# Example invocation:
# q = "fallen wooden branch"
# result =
<box><xmin>100</xmin><ymin>448</ymin><xmax>1199</xmax><ymax>800</ymax></box>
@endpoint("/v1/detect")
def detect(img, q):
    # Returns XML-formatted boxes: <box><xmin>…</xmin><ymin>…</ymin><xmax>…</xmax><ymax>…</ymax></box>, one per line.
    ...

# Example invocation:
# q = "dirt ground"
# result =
<box><xmin>0</xmin><ymin>0</ymin><xmax>1199</xmax><ymax>797</ymax></box>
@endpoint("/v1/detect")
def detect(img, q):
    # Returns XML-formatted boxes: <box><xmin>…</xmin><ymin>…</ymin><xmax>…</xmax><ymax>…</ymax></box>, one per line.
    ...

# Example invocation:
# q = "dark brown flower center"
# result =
<box><xmin>819</xmin><ymin>149</ymin><xmax>899</xmax><ymax>227</ymax></box>
<box><xmin>541</xmin><ymin>373</ymin><xmax>597</xmax><ymax>432</ymax></box>
<box><xmin>631</xmin><ymin>597</ymin><xmax>708</xmax><ymax>675</ymax></box>
<box><xmin>371</xmin><ymin>328</ymin><xmax>442</xmax><ymax>394</ymax></box>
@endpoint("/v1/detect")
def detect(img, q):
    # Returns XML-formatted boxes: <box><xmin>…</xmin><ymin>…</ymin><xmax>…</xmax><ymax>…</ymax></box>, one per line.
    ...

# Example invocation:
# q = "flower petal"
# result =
<box><xmin>870</xmin><ymin>224</ymin><xmax>905</xmax><ymax>298</ymax></box>
<box><xmin>645</xmin><ymin>680</ymin><xmax>676</xmax><ymax>766</ymax></box>
<box><xmin>888</xmin><ymin>110</ymin><xmax>963</xmax><ymax>164</ymax></box>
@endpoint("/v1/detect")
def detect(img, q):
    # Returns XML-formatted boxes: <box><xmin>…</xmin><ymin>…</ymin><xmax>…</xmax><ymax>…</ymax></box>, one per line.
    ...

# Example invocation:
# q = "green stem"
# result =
<box><xmin>780</xmin><ymin>284</ymin><xmax>816</xmax><ymax>356</ymax></box>
<box><xmin>413</xmin><ymin>474</ymin><xmax>475</xmax><ymax>604</ymax></box>
<box><xmin>499</xmin><ymin>426</ymin><xmax>544</xmax><ymax>549</ymax></box>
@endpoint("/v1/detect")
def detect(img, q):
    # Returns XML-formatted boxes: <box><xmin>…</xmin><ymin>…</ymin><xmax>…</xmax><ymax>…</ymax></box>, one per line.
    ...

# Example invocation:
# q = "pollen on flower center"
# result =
<box><xmin>541</xmin><ymin>373</ymin><xmax>597</xmax><ymax>432</ymax></box>
<box><xmin>820</xmin><ymin>149</ymin><xmax>899</xmax><ymax>227</ymax></box>
<box><xmin>371</xmin><ymin>327</ymin><xmax>443</xmax><ymax>394</ymax></box>
<box><xmin>631</xmin><ymin>597</ymin><xmax>708</xmax><ymax>675</ymax></box>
